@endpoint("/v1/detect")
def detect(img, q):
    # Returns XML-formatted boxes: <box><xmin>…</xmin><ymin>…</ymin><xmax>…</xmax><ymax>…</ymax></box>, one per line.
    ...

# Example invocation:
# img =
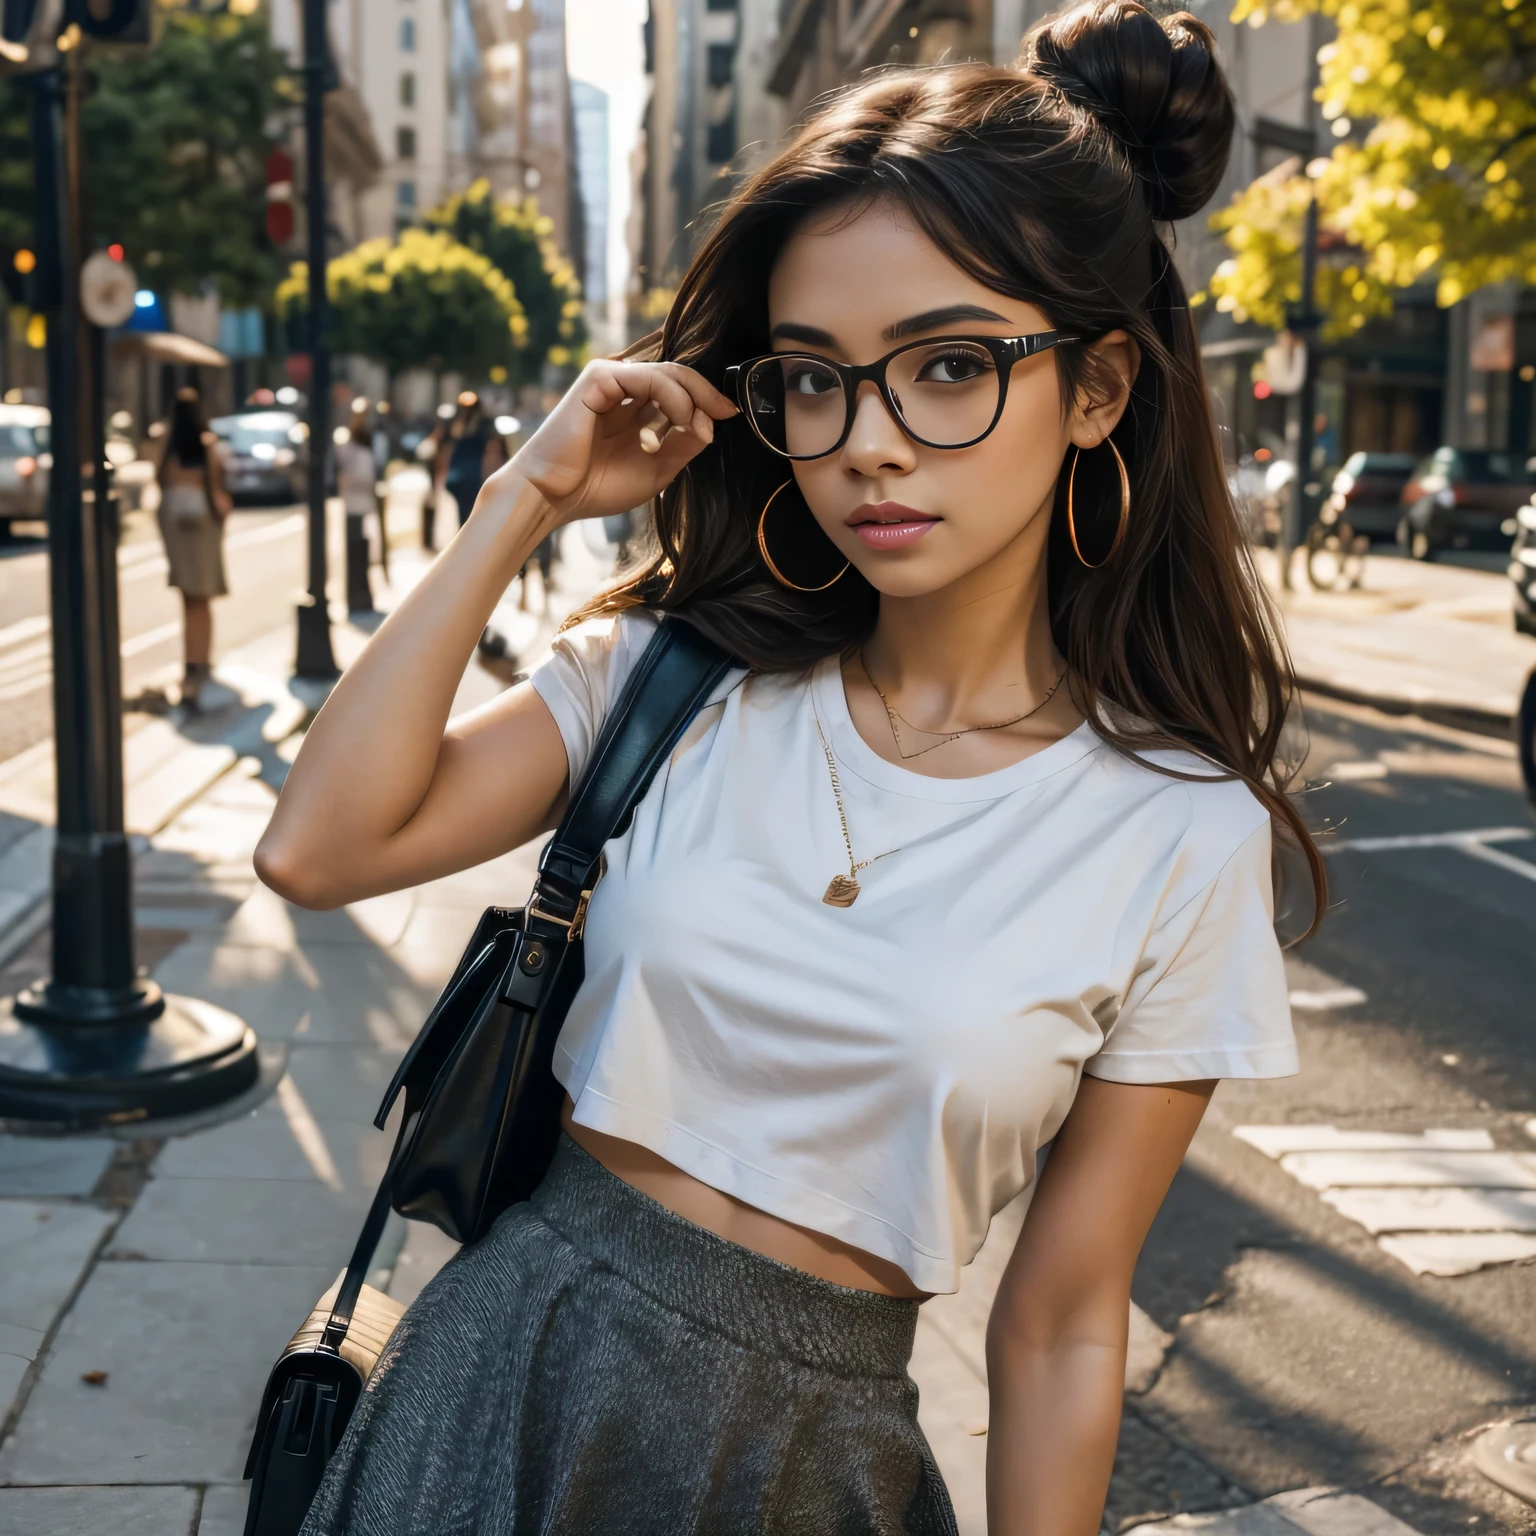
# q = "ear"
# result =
<box><xmin>1068</xmin><ymin>330</ymin><xmax>1140</xmax><ymax>450</ymax></box>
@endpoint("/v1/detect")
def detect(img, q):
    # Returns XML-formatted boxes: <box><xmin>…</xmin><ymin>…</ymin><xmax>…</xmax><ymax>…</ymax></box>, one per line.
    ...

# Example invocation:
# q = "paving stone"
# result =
<box><xmin>0</xmin><ymin>1484</ymin><xmax>200</xmax><ymax>1536</ymax></box>
<box><xmin>0</xmin><ymin>1201</ymin><xmax>117</xmax><ymax>1414</ymax></box>
<box><xmin>386</xmin><ymin>1218</ymin><xmax>460</xmax><ymax>1308</ymax></box>
<box><xmin>0</xmin><ymin>1136</ymin><xmax>114</xmax><ymax>1197</ymax></box>
<box><xmin>153</xmin><ymin>1089</ymin><xmax>394</xmax><ymax>1192</ymax></box>
<box><xmin>108</xmin><ymin>1175</ymin><xmax>371</xmax><ymax>1266</ymax></box>
<box><xmin>195</xmin><ymin>1484</ymin><xmax>250</xmax><ymax>1536</ymax></box>
<box><xmin>149</xmin><ymin>938</ymin><xmax>431</xmax><ymax>1049</ymax></box>
<box><xmin>0</xmin><ymin>1259</ymin><xmax>336</xmax><ymax>1484</ymax></box>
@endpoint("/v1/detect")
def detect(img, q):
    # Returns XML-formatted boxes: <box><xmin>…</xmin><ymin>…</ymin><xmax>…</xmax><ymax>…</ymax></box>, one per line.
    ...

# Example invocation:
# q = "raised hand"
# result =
<box><xmin>505</xmin><ymin>359</ymin><xmax>738</xmax><ymax>526</ymax></box>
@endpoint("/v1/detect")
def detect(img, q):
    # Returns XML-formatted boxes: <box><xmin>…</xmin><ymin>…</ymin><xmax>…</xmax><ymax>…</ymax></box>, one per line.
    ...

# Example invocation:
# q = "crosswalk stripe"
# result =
<box><xmin>1237</xmin><ymin>1124</ymin><xmax>1536</xmax><ymax>1277</ymax></box>
<box><xmin>1324</xmin><ymin>827</ymin><xmax>1532</xmax><ymax>853</ymax></box>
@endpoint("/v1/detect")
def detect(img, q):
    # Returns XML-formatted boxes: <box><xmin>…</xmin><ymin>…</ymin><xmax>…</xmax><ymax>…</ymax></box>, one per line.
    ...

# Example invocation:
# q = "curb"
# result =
<box><xmin>1294</xmin><ymin>673</ymin><xmax>1516</xmax><ymax>742</ymax></box>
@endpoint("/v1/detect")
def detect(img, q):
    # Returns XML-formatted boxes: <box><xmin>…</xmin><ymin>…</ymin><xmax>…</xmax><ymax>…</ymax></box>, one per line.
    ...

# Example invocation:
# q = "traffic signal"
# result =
<box><xmin>66</xmin><ymin>0</ymin><xmax>149</xmax><ymax>42</ymax></box>
<box><xmin>0</xmin><ymin>0</ymin><xmax>62</xmax><ymax>61</ymax></box>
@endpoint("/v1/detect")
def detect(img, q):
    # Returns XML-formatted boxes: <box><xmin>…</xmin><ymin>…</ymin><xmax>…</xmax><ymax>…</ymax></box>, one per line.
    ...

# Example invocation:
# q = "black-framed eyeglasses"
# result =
<box><xmin>723</xmin><ymin>331</ymin><xmax>1080</xmax><ymax>461</ymax></box>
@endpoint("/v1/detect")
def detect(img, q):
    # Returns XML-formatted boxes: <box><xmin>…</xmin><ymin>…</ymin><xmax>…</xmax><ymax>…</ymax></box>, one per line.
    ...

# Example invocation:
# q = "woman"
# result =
<box><xmin>336</xmin><ymin>401</ymin><xmax>380</xmax><ymax>610</ymax></box>
<box><xmin>439</xmin><ymin>390</ymin><xmax>508</xmax><ymax>530</ymax></box>
<box><xmin>259</xmin><ymin>5</ymin><xmax>1321</xmax><ymax>1531</ymax></box>
<box><xmin>156</xmin><ymin>387</ymin><xmax>232</xmax><ymax>711</ymax></box>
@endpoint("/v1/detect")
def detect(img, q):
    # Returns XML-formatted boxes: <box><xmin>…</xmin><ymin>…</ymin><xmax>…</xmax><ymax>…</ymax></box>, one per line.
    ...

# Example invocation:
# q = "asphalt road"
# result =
<box><xmin>1115</xmin><ymin>694</ymin><xmax>1536</xmax><ymax>1535</ymax></box>
<box><xmin>0</xmin><ymin>503</ymin><xmax>309</xmax><ymax>768</ymax></box>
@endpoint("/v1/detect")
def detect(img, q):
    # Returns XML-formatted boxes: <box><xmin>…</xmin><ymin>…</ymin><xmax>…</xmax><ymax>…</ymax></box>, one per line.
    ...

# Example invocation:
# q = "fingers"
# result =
<box><xmin>581</xmin><ymin>360</ymin><xmax>737</xmax><ymax>435</ymax></box>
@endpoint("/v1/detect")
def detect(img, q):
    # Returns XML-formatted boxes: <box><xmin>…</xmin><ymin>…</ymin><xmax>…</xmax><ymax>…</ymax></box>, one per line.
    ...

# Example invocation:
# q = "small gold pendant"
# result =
<box><xmin>823</xmin><ymin>874</ymin><xmax>861</xmax><ymax>907</ymax></box>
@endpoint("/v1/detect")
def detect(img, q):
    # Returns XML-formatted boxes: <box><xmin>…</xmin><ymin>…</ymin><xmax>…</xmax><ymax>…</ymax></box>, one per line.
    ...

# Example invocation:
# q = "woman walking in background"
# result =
<box><xmin>439</xmin><ymin>391</ymin><xmax>507</xmax><ymax>530</ymax></box>
<box><xmin>156</xmin><ymin>387</ymin><xmax>234</xmax><ymax>712</ymax></box>
<box><xmin>261</xmin><ymin>4</ymin><xmax>1321</xmax><ymax>1531</ymax></box>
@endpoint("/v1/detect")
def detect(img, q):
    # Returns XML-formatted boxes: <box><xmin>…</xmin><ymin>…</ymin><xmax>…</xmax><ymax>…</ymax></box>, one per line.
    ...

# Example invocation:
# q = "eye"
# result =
<box><xmin>915</xmin><ymin>348</ymin><xmax>992</xmax><ymax>385</ymax></box>
<box><xmin>783</xmin><ymin>360</ymin><xmax>839</xmax><ymax>396</ymax></box>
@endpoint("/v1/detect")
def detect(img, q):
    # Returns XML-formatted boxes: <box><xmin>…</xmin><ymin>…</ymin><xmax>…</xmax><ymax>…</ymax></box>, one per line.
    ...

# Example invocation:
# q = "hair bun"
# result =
<box><xmin>1026</xmin><ymin>0</ymin><xmax>1234</xmax><ymax>222</ymax></box>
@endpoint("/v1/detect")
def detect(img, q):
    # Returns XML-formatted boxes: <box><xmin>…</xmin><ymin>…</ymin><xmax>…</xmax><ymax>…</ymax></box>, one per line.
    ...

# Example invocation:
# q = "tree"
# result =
<box><xmin>425</xmin><ymin>179</ymin><xmax>587</xmax><ymax>384</ymax></box>
<box><xmin>81</xmin><ymin>9</ymin><xmax>293</xmax><ymax>306</ymax></box>
<box><xmin>275</xmin><ymin>228</ymin><xmax>528</xmax><ymax>383</ymax></box>
<box><xmin>1207</xmin><ymin>0</ymin><xmax>1535</xmax><ymax>336</ymax></box>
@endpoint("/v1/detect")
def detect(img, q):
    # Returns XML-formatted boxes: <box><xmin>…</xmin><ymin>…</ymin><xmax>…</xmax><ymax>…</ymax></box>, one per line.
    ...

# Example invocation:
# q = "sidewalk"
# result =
<box><xmin>1260</xmin><ymin>548</ymin><xmax>1536</xmax><ymax>734</ymax></box>
<box><xmin>0</xmin><ymin>522</ymin><xmax>607</xmax><ymax>1535</ymax></box>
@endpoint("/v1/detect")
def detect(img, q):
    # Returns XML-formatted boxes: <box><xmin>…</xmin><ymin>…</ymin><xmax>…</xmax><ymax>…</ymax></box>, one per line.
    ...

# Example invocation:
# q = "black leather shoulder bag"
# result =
<box><xmin>241</xmin><ymin>616</ymin><xmax>735</xmax><ymax>1536</ymax></box>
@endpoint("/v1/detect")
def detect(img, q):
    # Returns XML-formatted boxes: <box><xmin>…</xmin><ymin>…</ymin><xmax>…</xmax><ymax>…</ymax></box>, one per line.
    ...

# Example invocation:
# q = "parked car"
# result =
<box><xmin>1512</xmin><ymin>496</ymin><xmax>1536</xmax><ymax>636</ymax></box>
<box><xmin>210</xmin><ymin>409</ymin><xmax>307</xmax><ymax>505</ymax></box>
<box><xmin>1520</xmin><ymin>664</ymin><xmax>1536</xmax><ymax>809</ymax></box>
<box><xmin>1397</xmin><ymin>447</ymin><xmax>1536</xmax><ymax>560</ymax></box>
<box><xmin>0</xmin><ymin>404</ymin><xmax>51</xmax><ymax>530</ymax></box>
<box><xmin>1322</xmin><ymin>451</ymin><xmax>1417</xmax><ymax>540</ymax></box>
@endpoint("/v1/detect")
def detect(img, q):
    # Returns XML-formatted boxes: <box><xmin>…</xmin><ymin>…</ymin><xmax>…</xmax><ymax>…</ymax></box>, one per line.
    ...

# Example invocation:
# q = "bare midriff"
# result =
<box><xmin>561</xmin><ymin>1099</ymin><xmax>929</xmax><ymax>1299</ymax></box>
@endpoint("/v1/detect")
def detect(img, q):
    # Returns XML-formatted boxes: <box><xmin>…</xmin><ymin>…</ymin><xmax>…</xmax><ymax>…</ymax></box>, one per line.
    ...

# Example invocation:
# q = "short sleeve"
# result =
<box><xmin>529</xmin><ymin>608</ymin><xmax>661</xmax><ymax>787</ymax></box>
<box><xmin>1086</xmin><ymin>819</ymin><xmax>1297</xmax><ymax>1083</ymax></box>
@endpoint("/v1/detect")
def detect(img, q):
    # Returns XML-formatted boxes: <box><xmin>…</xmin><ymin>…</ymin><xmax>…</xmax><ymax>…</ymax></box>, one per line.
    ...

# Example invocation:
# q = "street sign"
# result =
<box><xmin>79</xmin><ymin>246</ymin><xmax>136</xmax><ymax>326</ymax></box>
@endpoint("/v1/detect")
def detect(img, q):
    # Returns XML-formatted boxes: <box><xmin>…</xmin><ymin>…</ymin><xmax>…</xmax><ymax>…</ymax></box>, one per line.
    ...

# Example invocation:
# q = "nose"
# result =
<box><xmin>840</xmin><ymin>380</ymin><xmax>915</xmax><ymax>477</ymax></box>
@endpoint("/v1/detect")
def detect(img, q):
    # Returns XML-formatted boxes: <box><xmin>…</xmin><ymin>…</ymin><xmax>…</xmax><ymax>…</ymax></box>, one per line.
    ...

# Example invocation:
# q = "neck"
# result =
<box><xmin>861</xmin><ymin>514</ymin><xmax>1062</xmax><ymax>723</ymax></box>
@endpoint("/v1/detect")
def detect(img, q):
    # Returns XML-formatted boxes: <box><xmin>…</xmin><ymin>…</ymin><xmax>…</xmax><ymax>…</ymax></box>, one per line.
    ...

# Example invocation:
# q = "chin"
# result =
<box><xmin>848</xmin><ymin>552</ymin><xmax>966</xmax><ymax>598</ymax></box>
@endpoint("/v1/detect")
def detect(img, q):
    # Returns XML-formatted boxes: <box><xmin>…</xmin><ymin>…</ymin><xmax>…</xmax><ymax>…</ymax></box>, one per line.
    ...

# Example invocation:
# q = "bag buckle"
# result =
<box><xmin>527</xmin><ymin>887</ymin><xmax>593</xmax><ymax>942</ymax></box>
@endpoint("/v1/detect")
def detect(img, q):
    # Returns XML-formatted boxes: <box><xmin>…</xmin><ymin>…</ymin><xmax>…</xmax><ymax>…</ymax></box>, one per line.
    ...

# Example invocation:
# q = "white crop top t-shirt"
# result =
<box><xmin>530</xmin><ymin>609</ymin><xmax>1296</xmax><ymax>1294</ymax></box>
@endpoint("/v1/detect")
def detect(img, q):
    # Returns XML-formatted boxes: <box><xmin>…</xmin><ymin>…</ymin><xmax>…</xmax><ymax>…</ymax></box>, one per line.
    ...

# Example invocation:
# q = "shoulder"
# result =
<box><xmin>1081</xmin><ymin>731</ymin><xmax>1273</xmax><ymax>898</ymax></box>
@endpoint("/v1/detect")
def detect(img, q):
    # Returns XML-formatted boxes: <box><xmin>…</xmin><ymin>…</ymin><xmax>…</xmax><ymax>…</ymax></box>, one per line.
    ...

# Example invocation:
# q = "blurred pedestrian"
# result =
<box><xmin>439</xmin><ymin>391</ymin><xmax>507</xmax><ymax>530</ymax></box>
<box><xmin>336</xmin><ymin>401</ymin><xmax>378</xmax><ymax>613</ymax></box>
<box><xmin>156</xmin><ymin>387</ymin><xmax>234</xmax><ymax>712</ymax></box>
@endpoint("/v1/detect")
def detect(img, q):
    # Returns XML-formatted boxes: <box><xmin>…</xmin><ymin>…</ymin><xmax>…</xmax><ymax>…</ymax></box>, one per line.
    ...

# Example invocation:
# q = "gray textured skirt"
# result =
<box><xmin>300</xmin><ymin>1135</ymin><xmax>957</xmax><ymax>1536</ymax></box>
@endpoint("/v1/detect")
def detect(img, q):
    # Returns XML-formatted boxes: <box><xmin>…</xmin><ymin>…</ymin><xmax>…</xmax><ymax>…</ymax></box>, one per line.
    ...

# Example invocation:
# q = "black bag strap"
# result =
<box><xmin>527</xmin><ymin>616</ymin><xmax>737</xmax><ymax>934</ymax></box>
<box><xmin>322</xmin><ymin>614</ymin><xmax>736</xmax><ymax>1349</ymax></box>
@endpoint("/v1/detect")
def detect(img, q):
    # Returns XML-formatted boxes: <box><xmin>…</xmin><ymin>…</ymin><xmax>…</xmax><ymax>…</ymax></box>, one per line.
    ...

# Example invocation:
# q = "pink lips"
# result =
<box><xmin>847</xmin><ymin>502</ymin><xmax>940</xmax><ymax>550</ymax></box>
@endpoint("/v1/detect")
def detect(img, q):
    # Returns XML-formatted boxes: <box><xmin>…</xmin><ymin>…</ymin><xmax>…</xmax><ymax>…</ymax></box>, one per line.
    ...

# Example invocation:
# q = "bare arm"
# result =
<box><xmin>254</xmin><ymin>359</ymin><xmax>736</xmax><ymax>910</ymax></box>
<box><xmin>985</xmin><ymin>1075</ymin><xmax>1215</xmax><ymax>1536</ymax></box>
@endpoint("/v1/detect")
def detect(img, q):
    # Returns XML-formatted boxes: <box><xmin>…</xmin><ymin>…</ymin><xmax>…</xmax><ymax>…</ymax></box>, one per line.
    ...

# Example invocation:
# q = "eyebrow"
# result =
<box><xmin>769</xmin><ymin>304</ymin><xmax>1013</xmax><ymax>351</ymax></box>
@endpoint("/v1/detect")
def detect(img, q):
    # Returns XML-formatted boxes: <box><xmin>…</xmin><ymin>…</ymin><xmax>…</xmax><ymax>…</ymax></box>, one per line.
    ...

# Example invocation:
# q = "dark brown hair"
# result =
<box><xmin>576</xmin><ymin>0</ymin><xmax>1324</xmax><ymax>931</ymax></box>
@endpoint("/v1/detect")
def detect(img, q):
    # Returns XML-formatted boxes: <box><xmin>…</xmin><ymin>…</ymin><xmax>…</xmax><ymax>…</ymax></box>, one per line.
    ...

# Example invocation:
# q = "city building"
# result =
<box><xmin>571</xmin><ymin>77</ymin><xmax>610</xmax><ymax>312</ymax></box>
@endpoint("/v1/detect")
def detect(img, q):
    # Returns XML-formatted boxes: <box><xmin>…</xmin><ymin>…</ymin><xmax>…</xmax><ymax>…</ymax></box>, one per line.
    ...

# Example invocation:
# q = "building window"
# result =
<box><xmin>705</xmin><ymin>0</ymin><xmax>738</xmax><ymax>10</ymax></box>
<box><xmin>400</xmin><ymin>16</ymin><xmax>415</xmax><ymax>51</ymax></box>
<box><xmin>397</xmin><ymin>180</ymin><xmax>416</xmax><ymax>211</ymax></box>
<box><xmin>706</xmin><ymin>111</ymin><xmax>736</xmax><ymax>164</ymax></box>
<box><xmin>400</xmin><ymin>72</ymin><xmax>415</xmax><ymax>108</ymax></box>
<box><xmin>706</xmin><ymin>42</ymin><xmax>734</xmax><ymax>89</ymax></box>
<box><xmin>396</xmin><ymin>125</ymin><xmax>417</xmax><ymax>160</ymax></box>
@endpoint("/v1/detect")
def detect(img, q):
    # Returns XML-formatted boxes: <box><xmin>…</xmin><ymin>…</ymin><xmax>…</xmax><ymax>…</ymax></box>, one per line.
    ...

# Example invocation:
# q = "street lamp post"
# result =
<box><xmin>0</xmin><ymin>54</ymin><xmax>257</xmax><ymax>1125</ymax></box>
<box><xmin>294</xmin><ymin>0</ymin><xmax>339</xmax><ymax>678</ymax></box>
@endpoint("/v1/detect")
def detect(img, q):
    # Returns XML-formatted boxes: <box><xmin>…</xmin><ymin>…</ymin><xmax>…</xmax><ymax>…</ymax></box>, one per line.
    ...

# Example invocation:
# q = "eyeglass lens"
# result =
<box><xmin>745</xmin><ymin>340</ymin><xmax>1002</xmax><ymax>457</ymax></box>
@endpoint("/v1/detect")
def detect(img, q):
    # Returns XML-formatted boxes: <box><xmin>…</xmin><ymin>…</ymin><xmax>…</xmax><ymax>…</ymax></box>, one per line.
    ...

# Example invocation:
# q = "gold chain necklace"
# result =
<box><xmin>859</xmin><ymin>651</ymin><xmax>1068</xmax><ymax>761</ymax></box>
<box><xmin>812</xmin><ymin>710</ymin><xmax>901</xmax><ymax>907</ymax></box>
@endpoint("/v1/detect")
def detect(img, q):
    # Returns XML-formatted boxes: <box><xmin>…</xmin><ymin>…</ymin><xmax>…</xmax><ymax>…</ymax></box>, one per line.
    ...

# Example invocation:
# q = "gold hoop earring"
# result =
<box><xmin>756</xmin><ymin>480</ymin><xmax>850</xmax><ymax>593</ymax></box>
<box><xmin>1066</xmin><ymin>437</ymin><xmax>1131</xmax><ymax>569</ymax></box>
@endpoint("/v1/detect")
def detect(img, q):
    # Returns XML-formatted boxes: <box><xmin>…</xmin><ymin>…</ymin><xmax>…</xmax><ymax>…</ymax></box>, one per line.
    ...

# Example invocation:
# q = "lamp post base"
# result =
<box><xmin>0</xmin><ymin>985</ymin><xmax>259</xmax><ymax>1127</ymax></box>
<box><xmin>294</xmin><ymin>592</ymin><xmax>339</xmax><ymax>682</ymax></box>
